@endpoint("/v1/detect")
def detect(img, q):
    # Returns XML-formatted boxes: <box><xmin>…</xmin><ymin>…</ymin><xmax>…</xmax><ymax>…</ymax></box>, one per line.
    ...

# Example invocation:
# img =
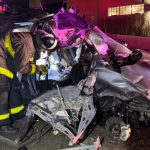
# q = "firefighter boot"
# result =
<box><xmin>0</xmin><ymin>125</ymin><xmax>18</xmax><ymax>134</ymax></box>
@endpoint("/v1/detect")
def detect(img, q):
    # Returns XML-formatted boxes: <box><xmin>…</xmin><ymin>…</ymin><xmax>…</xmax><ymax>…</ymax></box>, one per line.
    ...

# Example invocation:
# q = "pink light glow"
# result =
<box><xmin>72</xmin><ymin>131</ymin><xmax>84</xmax><ymax>144</ymax></box>
<box><xmin>94</xmin><ymin>42</ymin><xmax>108</xmax><ymax>56</ymax></box>
<box><xmin>53</xmin><ymin>28</ymin><xmax>76</xmax><ymax>45</ymax></box>
<box><xmin>53</xmin><ymin>28</ymin><xmax>75</xmax><ymax>41</ymax></box>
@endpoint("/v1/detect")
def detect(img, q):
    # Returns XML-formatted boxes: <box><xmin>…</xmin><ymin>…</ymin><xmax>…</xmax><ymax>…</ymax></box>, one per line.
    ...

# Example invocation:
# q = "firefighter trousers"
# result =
<box><xmin>0</xmin><ymin>74</ymin><xmax>25</xmax><ymax>127</ymax></box>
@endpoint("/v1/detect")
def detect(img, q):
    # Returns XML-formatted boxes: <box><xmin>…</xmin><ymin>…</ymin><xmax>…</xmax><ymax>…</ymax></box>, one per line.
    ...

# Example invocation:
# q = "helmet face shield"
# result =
<box><xmin>41</xmin><ymin>34</ymin><xmax>58</xmax><ymax>50</ymax></box>
<box><xmin>36</xmin><ymin>30</ymin><xmax>58</xmax><ymax>51</ymax></box>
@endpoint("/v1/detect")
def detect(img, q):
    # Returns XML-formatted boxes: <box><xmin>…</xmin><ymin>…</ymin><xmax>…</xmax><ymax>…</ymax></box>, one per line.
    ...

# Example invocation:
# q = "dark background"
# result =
<box><xmin>5</xmin><ymin>0</ymin><xmax>66</xmax><ymax>12</ymax></box>
<box><xmin>6</xmin><ymin>0</ymin><xmax>29</xmax><ymax>9</ymax></box>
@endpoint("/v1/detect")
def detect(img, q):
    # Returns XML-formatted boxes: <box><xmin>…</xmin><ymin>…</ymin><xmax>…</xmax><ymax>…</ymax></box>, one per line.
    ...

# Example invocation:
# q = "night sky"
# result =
<box><xmin>6</xmin><ymin>0</ymin><xmax>29</xmax><ymax>8</ymax></box>
<box><xmin>5</xmin><ymin>0</ymin><xmax>65</xmax><ymax>12</ymax></box>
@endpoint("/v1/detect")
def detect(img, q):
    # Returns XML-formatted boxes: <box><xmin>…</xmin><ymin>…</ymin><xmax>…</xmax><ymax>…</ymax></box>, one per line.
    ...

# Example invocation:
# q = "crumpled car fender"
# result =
<box><xmin>93</xmin><ymin>57</ymin><xmax>149</xmax><ymax>105</ymax></box>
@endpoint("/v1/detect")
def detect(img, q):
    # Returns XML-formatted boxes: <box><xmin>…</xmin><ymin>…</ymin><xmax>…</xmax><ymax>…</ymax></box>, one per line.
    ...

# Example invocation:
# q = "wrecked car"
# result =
<box><xmin>33</xmin><ymin>8</ymin><xmax>150</xmax><ymax>141</ymax></box>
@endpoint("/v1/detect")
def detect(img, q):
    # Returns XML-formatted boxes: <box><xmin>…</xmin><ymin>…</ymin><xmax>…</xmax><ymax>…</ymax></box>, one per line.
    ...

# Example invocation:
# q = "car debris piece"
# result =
<box><xmin>61</xmin><ymin>137</ymin><xmax>101</xmax><ymax>150</ymax></box>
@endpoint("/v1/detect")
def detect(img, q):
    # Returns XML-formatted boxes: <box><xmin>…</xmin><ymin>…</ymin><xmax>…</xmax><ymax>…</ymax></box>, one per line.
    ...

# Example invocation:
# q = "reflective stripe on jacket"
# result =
<box><xmin>0</xmin><ymin>67</ymin><xmax>13</xmax><ymax>79</ymax></box>
<box><xmin>4</xmin><ymin>33</ymin><xmax>15</xmax><ymax>58</ymax></box>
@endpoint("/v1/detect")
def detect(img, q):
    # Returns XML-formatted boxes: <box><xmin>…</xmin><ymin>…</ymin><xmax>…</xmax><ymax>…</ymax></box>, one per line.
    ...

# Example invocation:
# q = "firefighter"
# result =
<box><xmin>0</xmin><ymin>32</ymin><xmax>34</xmax><ymax>134</ymax></box>
<box><xmin>0</xmin><ymin>24</ymin><xmax>58</xmax><ymax>134</ymax></box>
